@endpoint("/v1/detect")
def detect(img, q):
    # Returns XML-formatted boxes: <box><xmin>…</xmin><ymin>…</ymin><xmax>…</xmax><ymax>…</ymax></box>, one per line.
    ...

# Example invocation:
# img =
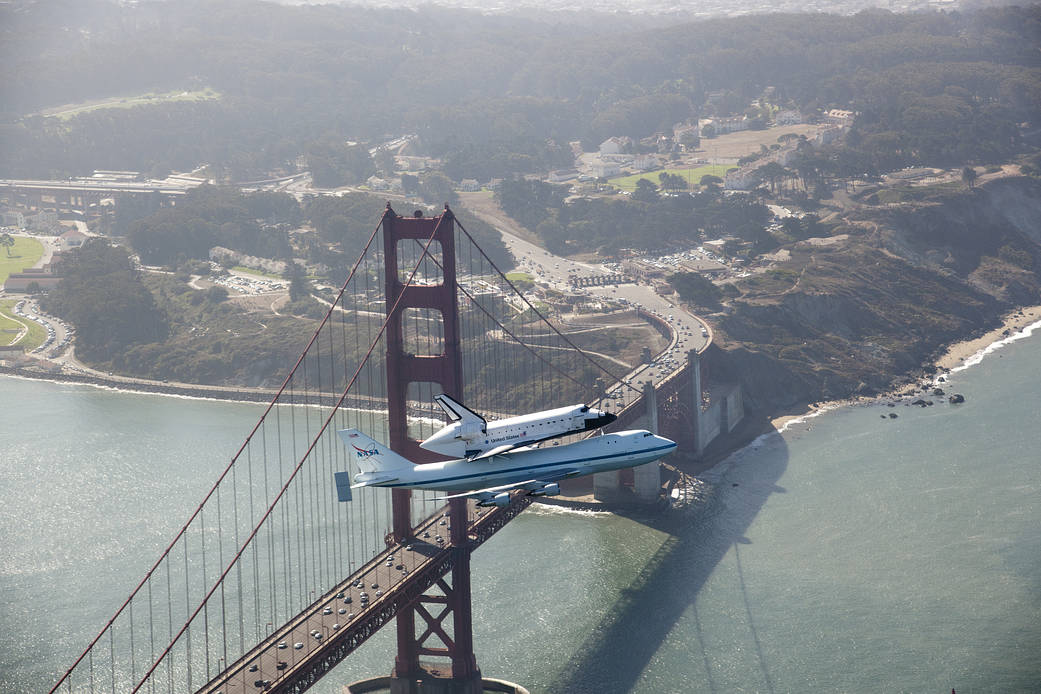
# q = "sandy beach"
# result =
<box><xmin>935</xmin><ymin>304</ymin><xmax>1041</xmax><ymax>371</ymax></box>
<box><xmin>769</xmin><ymin>304</ymin><xmax>1041</xmax><ymax>432</ymax></box>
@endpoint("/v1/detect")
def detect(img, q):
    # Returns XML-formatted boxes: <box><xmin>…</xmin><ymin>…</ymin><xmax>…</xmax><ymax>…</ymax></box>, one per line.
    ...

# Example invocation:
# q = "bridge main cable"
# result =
<box><xmin>127</xmin><ymin>210</ymin><xmax>451</xmax><ymax>692</ymax></box>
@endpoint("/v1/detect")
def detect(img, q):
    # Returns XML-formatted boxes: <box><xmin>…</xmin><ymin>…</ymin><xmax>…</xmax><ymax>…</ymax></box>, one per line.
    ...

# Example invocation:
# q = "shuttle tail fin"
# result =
<box><xmin>434</xmin><ymin>393</ymin><xmax>486</xmax><ymax>427</ymax></box>
<box><xmin>337</xmin><ymin>429</ymin><xmax>414</xmax><ymax>473</ymax></box>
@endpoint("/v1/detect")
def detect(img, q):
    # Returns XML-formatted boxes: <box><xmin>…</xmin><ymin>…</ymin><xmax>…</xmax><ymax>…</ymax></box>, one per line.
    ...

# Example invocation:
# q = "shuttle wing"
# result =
<box><xmin>465</xmin><ymin>443</ymin><xmax>520</xmax><ymax>461</ymax></box>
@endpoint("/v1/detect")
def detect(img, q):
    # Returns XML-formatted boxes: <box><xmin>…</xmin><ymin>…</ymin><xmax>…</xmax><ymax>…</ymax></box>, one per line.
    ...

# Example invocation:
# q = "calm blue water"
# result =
<box><xmin>2</xmin><ymin>324</ymin><xmax>1040</xmax><ymax>693</ymax></box>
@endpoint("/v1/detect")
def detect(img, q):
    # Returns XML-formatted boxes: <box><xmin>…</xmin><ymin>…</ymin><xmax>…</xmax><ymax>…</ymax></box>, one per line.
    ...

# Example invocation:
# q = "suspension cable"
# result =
<box><xmin>453</xmin><ymin>215</ymin><xmax>641</xmax><ymax>398</ymax></box>
<box><xmin>130</xmin><ymin>209</ymin><xmax>448</xmax><ymax>693</ymax></box>
<box><xmin>48</xmin><ymin>211</ymin><xmax>387</xmax><ymax>694</ymax></box>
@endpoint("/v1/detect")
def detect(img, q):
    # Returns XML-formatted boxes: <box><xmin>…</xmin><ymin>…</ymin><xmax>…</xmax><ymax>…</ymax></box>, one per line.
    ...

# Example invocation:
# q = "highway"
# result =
<box><xmin>489</xmin><ymin>221</ymin><xmax>711</xmax><ymax>407</ymax></box>
<box><xmin>0</xmin><ymin>177</ymin><xmax>202</xmax><ymax>196</ymax></box>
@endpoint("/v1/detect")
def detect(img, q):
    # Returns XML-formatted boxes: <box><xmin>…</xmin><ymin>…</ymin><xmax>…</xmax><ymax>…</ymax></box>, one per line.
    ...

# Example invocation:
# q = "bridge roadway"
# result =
<box><xmin>200</xmin><ymin>494</ymin><xmax>532</xmax><ymax>694</ymax></box>
<box><xmin>0</xmin><ymin>178</ymin><xmax>200</xmax><ymax>196</ymax></box>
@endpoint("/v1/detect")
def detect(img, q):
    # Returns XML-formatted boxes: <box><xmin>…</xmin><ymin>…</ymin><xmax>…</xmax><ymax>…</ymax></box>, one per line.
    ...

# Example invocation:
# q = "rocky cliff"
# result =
<box><xmin>706</xmin><ymin>176</ymin><xmax>1041</xmax><ymax>413</ymax></box>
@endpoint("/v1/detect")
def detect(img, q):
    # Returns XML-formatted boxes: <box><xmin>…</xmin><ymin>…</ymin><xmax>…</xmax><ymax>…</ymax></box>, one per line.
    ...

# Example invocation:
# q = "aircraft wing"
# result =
<box><xmin>435</xmin><ymin>469</ymin><xmax>581</xmax><ymax>501</ymax></box>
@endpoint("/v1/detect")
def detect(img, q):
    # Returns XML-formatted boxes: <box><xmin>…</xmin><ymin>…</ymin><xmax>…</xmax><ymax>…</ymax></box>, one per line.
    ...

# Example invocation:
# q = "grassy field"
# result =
<box><xmin>39</xmin><ymin>88</ymin><xmax>220</xmax><ymax>120</ymax></box>
<box><xmin>0</xmin><ymin>299</ymin><xmax>46</xmax><ymax>351</ymax></box>
<box><xmin>0</xmin><ymin>303</ymin><xmax>25</xmax><ymax>347</ymax></box>
<box><xmin>0</xmin><ymin>237</ymin><xmax>45</xmax><ymax>284</ymax></box>
<box><xmin>608</xmin><ymin>165</ymin><xmax>732</xmax><ymax>192</ymax></box>
<box><xmin>231</xmin><ymin>266</ymin><xmax>285</xmax><ymax>280</ymax></box>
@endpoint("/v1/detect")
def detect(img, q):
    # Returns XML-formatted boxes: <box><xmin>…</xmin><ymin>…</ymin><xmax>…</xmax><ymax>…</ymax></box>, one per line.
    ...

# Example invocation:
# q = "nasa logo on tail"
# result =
<box><xmin>346</xmin><ymin>431</ymin><xmax>379</xmax><ymax>458</ymax></box>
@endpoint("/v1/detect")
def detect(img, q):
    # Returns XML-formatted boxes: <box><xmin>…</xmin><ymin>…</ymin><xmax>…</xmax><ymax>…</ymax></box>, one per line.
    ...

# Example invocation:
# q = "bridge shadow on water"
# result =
<box><xmin>548</xmin><ymin>418</ymin><xmax>790</xmax><ymax>694</ymax></box>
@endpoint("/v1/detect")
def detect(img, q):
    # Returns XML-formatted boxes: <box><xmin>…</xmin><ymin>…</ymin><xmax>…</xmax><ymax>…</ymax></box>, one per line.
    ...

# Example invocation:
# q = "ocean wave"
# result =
<box><xmin>948</xmin><ymin>316</ymin><xmax>1041</xmax><ymax>375</ymax></box>
<box><xmin>527</xmin><ymin>501</ymin><xmax>612</xmax><ymax>517</ymax></box>
<box><xmin>776</xmin><ymin>403</ymin><xmax>840</xmax><ymax>433</ymax></box>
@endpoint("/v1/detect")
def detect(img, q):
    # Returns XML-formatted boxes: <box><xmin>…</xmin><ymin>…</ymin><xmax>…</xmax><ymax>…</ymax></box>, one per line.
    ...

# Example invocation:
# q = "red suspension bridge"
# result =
<box><xmin>48</xmin><ymin>205</ymin><xmax>708</xmax><ymax>694</ymax></box>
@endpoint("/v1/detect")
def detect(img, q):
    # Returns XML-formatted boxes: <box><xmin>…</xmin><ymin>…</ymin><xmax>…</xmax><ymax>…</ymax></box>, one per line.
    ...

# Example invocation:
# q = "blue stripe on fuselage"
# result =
<box><xmin>377</xmin><ymin>443</ymin><xmax>675</xmax><ymax>489</ymax></box>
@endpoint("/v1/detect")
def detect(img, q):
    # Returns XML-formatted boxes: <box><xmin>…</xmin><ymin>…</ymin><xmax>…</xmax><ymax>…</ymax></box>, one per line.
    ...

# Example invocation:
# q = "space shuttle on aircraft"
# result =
<box><xmin>419</xmin><ymin>393</ymin><xmax>617</xmax><ymax>461</ymax></box>
<box><xmin>335</xmin><ymin>427</ymin><xmax>676</xmax><ymax>508</ymax></box>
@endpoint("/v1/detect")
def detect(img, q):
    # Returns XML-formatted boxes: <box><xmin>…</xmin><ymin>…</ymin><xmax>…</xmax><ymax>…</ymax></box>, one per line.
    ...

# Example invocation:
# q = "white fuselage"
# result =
<box><xmin>420</xmin><ymin>403</ymin><xmax>615</xmax><ymax>459</ymax></box>
<box><xmin>359</xmin><ymin>430</ymin><xmax>676</xmax><ymax>492</ymax></box>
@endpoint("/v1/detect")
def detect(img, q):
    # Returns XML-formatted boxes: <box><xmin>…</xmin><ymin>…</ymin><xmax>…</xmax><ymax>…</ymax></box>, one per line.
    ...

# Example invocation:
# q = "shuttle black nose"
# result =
<box><xmin>598</xmin><ymin>412</ymin><xmax>617</xmax><ymax>427</ymax></box>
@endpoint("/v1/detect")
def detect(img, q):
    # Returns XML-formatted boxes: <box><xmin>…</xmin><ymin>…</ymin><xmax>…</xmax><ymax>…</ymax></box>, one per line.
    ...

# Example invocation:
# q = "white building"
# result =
<box><xmin>774</xmin><ymin>110</ymin><xmax>803</xmax><ymax>126</ymax></box>
<box><xmin>598</xmin><ymin>137</ymin><xmax>632</xmax><ymax>156</ymax></box>
<box><xmin>547</xmin><ymin>169</ymin><xmax>580</xmax><ymax>183</ymax></box>
<box><xmin>59</xmin><ymin>229</ymin><xmax>88</xmax><ymax>250</ymax></box>
<box><xmin>1</xmin><ymin>210</ymin><xmax>26</xmax><ymax>228</ymax></box>
<box><xmin>699</xmin><ymin>116</ymin><xmax>749</xmax><ymax>137</ymax></box>
<box><xmin>632</xmin><ymin>154</ymin><xmax>658</xmax><ymax>171</ymax></box>
<box><xmin>824</xmin><ymin>109</ymin><xmax>855</xmax><ymax>125</ymax></box>
<box><xmin>366</xmin><ymin>176</ymin><xmax>390</xmax><ymax>191</ymax></box>
<box><xmin>27</xmin><ymin>211</ymin><xmax>59</xmax><ymax>233</ymax></box>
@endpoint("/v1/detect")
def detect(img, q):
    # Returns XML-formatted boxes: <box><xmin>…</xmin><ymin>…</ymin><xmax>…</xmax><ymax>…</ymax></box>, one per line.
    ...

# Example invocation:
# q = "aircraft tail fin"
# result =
<box><xmin>434</xmin><ymin>393</ymin><xmax>486</xmax><ymax>426</ymax></box>
<box><xmin>337</xmin><ymin>429</ymin><xmax>414</xmax><ymax>473</ymax></box>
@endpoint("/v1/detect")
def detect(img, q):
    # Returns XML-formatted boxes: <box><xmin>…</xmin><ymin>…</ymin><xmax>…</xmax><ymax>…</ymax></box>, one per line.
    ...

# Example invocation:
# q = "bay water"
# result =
<box><xmin>2</xmin><ymin>324</ymin><xmax>1039</xmax><ymax>693</ymax></box>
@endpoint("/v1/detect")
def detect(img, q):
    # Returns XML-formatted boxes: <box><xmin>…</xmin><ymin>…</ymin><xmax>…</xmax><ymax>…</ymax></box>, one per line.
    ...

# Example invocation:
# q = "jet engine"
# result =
<box><xmin>477</xmin><ymin>492</ymin><xmax>512</xmax><ymax>508</ymax></box>
<box><xmin>529</xmin><ymin>483</ymin><xmax>560</xmax><ymax>497</ymax></box>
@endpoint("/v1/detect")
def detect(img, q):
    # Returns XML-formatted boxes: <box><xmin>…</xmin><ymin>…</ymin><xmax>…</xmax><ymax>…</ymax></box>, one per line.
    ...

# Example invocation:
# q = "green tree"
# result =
<box><xmin>658</xmin><ymin>172</ymin><xmax>686</xmax><ymax>192</ymax></box>
<box><xmin>285</xmin><ymin>262</ymin><xmax>311</xmax><ymax>302</ymax></box>
<box><xmin>401</xmin><ymin>174</ymin><xmax>419</xmax><ymax>195</ymax></box>
<box><xmin>307</xmin><ymin>138</ymin><xmax>375</xmax><ymax>187</ymax></box>
<box><xmin>42</xmin><ymin>239</ymin><xmax>169</xmax><ymax>362</ymax></box>
<box><xmin>667</xmin><ymin>272</ymin><xmax>722</xmax><ymax>309</ymax></box>
<box><xmin>374</xmin><ymin>147</ymin><xmax>397</xmax><ymax>176</ymax></box>
<box><xmin>418</xmin><ymin>172</ymin><xmax>458</xmax><ymax>206</ymax></box>
<box><xmin>700</xmin><ymin>174</ymin><xmax>723</xmax><ymax>189</ymax></box>
<box><xmin>632</xmin><ymin>178</ymin><xmax>659</xmax><ymax>203</ymax></box>
<box><xmin>535</xmin><ymin>218</ymin><xmax>567</xmax><ymax>255</ymax></box>
<box><xmin>205</xmin><ymin>285</ymin><xmax>229</xmax><ymax>303</ymax></box>
<box><xmin>0</xmin><ymin>233</ymin><xmax>13</xmax><ymax>257</ymax></box>
<box><xmin>962</xmin><ymin>166</ymin><xmax>978</xmax><ymax>190</ymax></box>
<box><xmin>755</xmin><ymin>161</ymin><xmax>790</xmax><ymax>195</ymax></box>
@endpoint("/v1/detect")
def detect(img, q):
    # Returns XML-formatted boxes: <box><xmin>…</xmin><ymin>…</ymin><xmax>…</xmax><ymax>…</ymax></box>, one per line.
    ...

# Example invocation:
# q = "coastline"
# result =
<box><xmin>769</xmin><ymin>303</ymin><xmax>1041</xmax><ymax>433</ymax></box>
<box><xmin>0</xmin><ymin>364</ymin><xmax>280</xmax><ymax>404</ymax></box>
<box><xmin>936</xmin><ymin>304</ymin><xmax>1041</xmax><ymax>372</ymax></box>
<box><xmin>5</xmin><ymin>302</ymin><xmax>1041</xmax><ymax>445</ymax></box>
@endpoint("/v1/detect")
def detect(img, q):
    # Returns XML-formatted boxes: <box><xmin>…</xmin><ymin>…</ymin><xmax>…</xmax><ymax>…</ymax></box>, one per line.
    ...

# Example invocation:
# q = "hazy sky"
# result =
<box><xmin>259</xmin><ymin>0</ymin><xmax>897</xmax><ymax>18</ymax></box>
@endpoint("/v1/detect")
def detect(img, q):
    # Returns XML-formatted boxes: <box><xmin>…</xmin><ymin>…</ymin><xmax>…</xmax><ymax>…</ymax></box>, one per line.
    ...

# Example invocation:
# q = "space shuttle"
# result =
<box><xmin>419</xmin><ymin>394</ymin><xmax>617</xmax><ymax>461</ymax></box>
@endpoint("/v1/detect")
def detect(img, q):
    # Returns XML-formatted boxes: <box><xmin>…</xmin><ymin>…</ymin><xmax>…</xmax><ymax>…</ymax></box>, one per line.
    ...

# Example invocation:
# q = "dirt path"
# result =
<box><xmin>457</xmin><ymin>192</ymin><xmax>539</xmax><ymax>245</ymax></box>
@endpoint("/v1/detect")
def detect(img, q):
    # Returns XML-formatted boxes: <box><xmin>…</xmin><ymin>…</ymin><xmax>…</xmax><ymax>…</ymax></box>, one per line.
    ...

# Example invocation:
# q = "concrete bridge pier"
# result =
<box><xmin>594</xmin><ymin>381</ymin><xmax>662</xmax><ymax>503</ymax></box>
<box><xmin>592</xmin><ymin>468</ymin><xmax>621</xmax><ymax>500</ymax></box>
<box><xmin>690</xmin><ymin>351</ymin><xmax>704</xmax><ymax>458</ymax></box>
<box><xmin>632</xmin><ymin>381</ymin><xmax>662</xmax><ymax>502</ymax></box>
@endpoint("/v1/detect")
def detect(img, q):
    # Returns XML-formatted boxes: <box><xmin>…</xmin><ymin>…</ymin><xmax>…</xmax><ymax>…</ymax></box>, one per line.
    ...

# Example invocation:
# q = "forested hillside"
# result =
<box><xmin>2</xmin><ymin>1</ymin><xmax>1038</xmax><ymax>180</ymax></box>
<box><xmin>698</xmin><ymin>176</ymin><xmax>1041</xmax><ymax>412</ymax></box>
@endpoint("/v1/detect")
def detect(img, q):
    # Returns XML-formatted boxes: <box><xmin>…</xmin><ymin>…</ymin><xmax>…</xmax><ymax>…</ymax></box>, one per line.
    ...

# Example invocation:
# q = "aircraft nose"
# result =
<box><xmin>657</xmin><ymin>435</ymin><xmax>677</xmax><ymax>450</ymax></box>
<box><xmin>596</xmin><ymin>411</ymin><xmax>617</xmax><ymax>427</ymax></box>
